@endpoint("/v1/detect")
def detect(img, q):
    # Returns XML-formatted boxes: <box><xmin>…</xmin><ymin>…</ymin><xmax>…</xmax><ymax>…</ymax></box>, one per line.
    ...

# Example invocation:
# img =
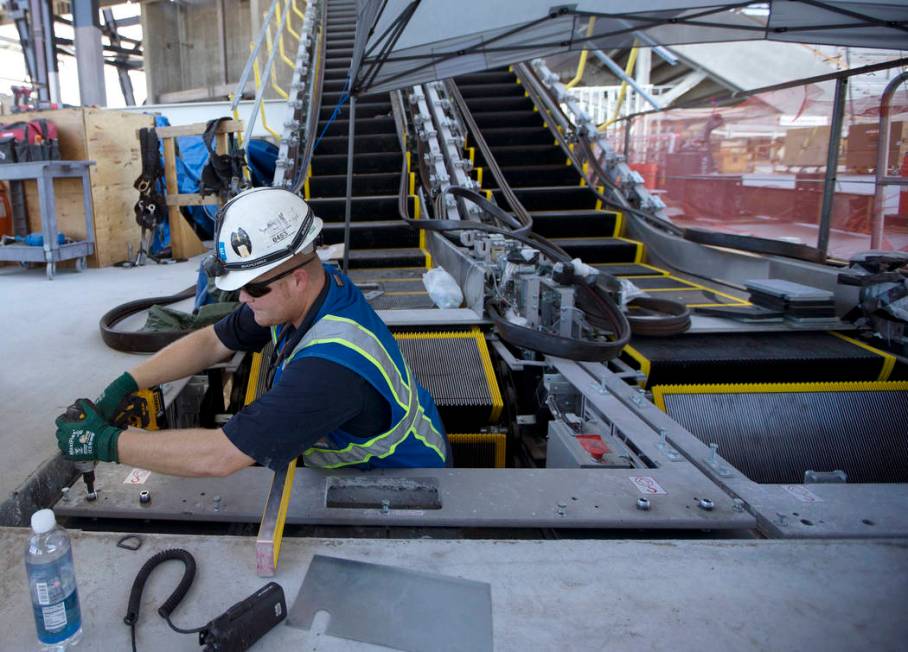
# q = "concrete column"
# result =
<box><xmin>72</xmin><ymin>0</ymin><xmax>106</xmax><ymax>106</ymax></box>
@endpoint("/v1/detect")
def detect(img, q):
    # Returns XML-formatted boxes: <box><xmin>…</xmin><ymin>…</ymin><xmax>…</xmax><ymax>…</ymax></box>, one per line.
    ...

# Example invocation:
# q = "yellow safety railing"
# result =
<box><xmin>565</xmin><ymin>17</ymin><xmax>596</xmax><ymax>90</ymax></box>
<box><xmin>599</xmin><ymin>42</ymin><xmax>639</xmax><ymax>130</ymax></box>
<box><xmin>251</xmin><ymin>43</ymin><xmax>282</xmax><ymax>140</ymax></box>
<box><xmin>284</xmin><ymin>0</ymin><xmax>301</xmax><ymax>40</ymax></box>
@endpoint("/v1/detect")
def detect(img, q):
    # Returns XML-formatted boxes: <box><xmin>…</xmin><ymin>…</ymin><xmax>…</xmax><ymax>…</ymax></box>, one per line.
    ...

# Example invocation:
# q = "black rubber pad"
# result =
<box><xmin>628</xmin><ymin>332</ymin><xmax>888</xmax><ymax>386</ymax></box>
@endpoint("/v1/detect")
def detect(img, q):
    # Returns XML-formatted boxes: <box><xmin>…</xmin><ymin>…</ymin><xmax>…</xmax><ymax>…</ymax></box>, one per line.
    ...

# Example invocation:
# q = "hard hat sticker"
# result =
<box><xmin>218</xmin><ymin>242</ymin><xmax>226</xmax><ymax>261</ymax></box>
<box><xmin>259</xmin><ymin>210</ymin><xmax>295</xmax><ymax>245</ymax></box>
<box><xmin>230</xmin><ymin>227</ymin><xmax>253</xmax><ymax>257</ymax></box>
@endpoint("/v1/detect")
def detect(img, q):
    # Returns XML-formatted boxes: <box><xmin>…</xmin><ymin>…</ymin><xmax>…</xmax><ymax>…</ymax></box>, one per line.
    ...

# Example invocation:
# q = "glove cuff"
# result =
<box><xmin>97</xmin><ymin>426</ymin><xmax>123</xmax><ymax>464</ymax></box>
<box><xmin>117</xmin><ymin>371</ymin><xmax>139</xmax><ymax>395</ymax></box>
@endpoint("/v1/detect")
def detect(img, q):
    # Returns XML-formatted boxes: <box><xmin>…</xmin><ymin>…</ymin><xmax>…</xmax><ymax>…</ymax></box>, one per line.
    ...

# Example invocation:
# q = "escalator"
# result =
<box><xmin>448</xmin><ymin>66</ymin><xmax>908</xmax><ymax>484</ymax></box>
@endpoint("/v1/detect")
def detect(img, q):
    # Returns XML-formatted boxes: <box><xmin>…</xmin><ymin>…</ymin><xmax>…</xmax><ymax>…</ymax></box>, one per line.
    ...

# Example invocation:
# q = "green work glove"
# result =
<box><xmin>95</xmin><ymin>372</ymin><xmax>139</xmax><ymax>423</ymax></box>
<box><xmin>55</xmin><ymin>399</ymin><xmax>123</xmax><ymax>463</ymax></box>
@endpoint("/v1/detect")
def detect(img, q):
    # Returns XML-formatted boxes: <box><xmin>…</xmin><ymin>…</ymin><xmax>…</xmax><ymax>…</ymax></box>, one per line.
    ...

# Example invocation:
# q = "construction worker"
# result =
<box><xmin>55</xmin><ymin>187</ymin><xmax>449</xmax><ymax>476</ymax></box>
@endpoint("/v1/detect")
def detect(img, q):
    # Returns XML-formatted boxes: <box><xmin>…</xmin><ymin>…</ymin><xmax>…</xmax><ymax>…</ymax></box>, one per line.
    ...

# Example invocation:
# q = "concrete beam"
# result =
<box><xmin>73</xmin><ymin>0</ymin><xmax>106</xmax><ymax>106</ymax></box>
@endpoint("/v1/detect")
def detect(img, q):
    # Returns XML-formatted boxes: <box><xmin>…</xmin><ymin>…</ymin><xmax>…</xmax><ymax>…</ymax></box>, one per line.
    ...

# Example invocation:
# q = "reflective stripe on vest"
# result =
<box><xmin>284</xmin><ymin>314</ymin><xmax>446</xmax><ymax>468</ymax></box>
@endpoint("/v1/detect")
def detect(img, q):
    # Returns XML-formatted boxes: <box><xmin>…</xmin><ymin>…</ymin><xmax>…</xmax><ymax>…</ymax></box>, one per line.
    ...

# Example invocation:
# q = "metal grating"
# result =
<box><xmin>662</xmin><ymin>389</ymin><xmax>908</xmax><ymax>484</ymax></box>
<box><xmin>396</xmin><ymin>336</ymin><xmax>493</xmax><ymax>408</ymax></box>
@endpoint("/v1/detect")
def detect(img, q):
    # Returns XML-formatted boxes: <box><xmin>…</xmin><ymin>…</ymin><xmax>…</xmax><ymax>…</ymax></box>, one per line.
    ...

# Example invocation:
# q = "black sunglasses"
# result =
<box><xmin>241</xmin><ymin>258</ymin><xmax>312</xmax><ymax>297</ymax></box>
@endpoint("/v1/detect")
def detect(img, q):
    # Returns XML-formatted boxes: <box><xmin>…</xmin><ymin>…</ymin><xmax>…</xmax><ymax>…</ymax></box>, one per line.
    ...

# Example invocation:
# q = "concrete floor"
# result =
<box><xmin>0</xmin><ymin>256</ymin><xmax>204</xmax><ymax>511</ymax></box>
<box><xmin>1</xmin><ymin>530</ymin><xmax>906</xmax><ymax>651</ymax></box>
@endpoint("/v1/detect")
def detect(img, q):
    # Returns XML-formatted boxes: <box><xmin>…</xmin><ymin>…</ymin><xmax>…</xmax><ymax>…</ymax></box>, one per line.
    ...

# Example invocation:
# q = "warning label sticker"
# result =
<box><xmin>782</xmin><ymin>485</ymin><xmax>823</xmax><ymax>503</ymax></box>
<box><xmin>123</xmin><ymin>468</ymin><xmax>152</xmax><ymax>485</ymax></box>
<box><xmin>629</xmin><ymin>475</ymin><xmax>667</xmax><ymax>495</ymax></box>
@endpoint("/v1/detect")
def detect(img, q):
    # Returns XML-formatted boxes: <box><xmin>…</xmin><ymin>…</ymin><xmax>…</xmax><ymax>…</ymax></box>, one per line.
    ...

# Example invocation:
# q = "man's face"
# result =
<box><xmin>239</xmin><ymin>268</ymin><xmax>302</xmax><ymax>326</ymax></box>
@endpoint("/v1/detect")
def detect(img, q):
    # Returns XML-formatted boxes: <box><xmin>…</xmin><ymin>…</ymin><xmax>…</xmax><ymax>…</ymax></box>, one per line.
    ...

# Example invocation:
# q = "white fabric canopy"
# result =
<box><xmin>347</xmin><ymin>0</ymin><xmax>908</xmax><ymax>94</ymax></box>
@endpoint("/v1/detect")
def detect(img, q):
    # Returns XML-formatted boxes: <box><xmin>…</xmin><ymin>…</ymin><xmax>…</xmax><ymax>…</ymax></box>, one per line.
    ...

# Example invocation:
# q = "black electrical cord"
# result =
<box><xmin>124</xmin><ymin>549</ymin><xmax>202</xmax><ymax>652</ymax></box>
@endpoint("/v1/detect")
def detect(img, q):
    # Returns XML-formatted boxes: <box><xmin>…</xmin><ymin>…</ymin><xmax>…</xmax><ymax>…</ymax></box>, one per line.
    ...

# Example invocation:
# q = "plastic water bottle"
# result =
<box><xmin>25</xmin><ymin>509</ymin><xmax>83</xmax><ymax>650</ymax></box>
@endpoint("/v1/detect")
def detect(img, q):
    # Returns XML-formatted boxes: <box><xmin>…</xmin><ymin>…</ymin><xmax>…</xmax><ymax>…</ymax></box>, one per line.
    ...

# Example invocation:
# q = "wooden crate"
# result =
<box><xmin>845</xmin><ymin>121</ymin><xmax>907</xmax><ymax>173</ymax></box>
<box><xmin>782</xmin><ymin>126</ymin><xmax>831</xmax><ymax>168</ymax></box>
<box><xmin>10</xmin><ymin>107</ymin><xmax>155</xmax><ymax>267</ymax></box>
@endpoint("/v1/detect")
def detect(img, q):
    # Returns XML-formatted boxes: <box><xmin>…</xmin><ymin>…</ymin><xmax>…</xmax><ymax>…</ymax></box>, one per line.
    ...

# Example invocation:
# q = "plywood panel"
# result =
<box><xmin>15</xmin><ymin>108</ymin><xmax>155</xmax><ymax>267</ymax></box>
<box><xmin>84</xmin><ymin>109</ymin><xmax>154</xmax><ymax>266</ymax></box>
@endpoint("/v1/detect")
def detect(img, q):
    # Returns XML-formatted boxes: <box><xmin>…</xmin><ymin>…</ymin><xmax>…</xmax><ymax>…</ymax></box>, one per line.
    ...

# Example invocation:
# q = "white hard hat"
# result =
<box><xmin>208</xmin><ymin>187</ymin><xmax>323</xmax><ymax>291</ymax></box>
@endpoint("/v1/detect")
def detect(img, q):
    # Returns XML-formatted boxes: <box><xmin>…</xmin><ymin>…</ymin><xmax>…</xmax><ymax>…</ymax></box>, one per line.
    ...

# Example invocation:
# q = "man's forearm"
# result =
<box><xmin>129</xmin><ymin>326</ymin><xmax>233</xmax><ymax>390</ymax></box>
<box><xmin>117</xmin><ymin>427</ymin><xmax>254</xmax><ymax>477</ymax></box>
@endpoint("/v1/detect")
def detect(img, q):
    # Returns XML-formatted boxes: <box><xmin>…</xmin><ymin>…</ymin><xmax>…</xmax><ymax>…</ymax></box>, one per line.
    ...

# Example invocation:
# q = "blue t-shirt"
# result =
<box><xmin>213</xmin><ymin>292</ymin><xmax>390</xmax><ymax>470</ymax></box>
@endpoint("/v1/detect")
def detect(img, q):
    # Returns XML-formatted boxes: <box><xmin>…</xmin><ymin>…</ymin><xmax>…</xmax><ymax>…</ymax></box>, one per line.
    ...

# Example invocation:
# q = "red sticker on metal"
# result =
<box><xmin>576</xmin><ymin>434</ymin><xmax>609</xmax><ymax>460</ymax></box>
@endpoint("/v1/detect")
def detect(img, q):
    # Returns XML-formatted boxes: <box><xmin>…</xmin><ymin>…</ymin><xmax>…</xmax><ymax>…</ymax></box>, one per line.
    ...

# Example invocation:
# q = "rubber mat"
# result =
<box><xmin>625</xmin><ymin>331</ymin><xmax>894</xmax><ymax>387</ymax></box>
<box><xmin>654</xmin><ymin>382</ymin><xmax>908</xmax><ymax>483</ymax></box>
<box><xmin>395</xmin><ymin>329</ymin><xmax>503</xmax><ymax>431</ymax></box>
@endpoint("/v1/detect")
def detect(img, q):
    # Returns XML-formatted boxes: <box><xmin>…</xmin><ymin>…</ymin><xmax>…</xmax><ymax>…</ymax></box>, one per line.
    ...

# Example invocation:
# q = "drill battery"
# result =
<box><xmin>113</xmin><ymin>387</ymin><xmax>166</xmax><ymax>430</ymax></box>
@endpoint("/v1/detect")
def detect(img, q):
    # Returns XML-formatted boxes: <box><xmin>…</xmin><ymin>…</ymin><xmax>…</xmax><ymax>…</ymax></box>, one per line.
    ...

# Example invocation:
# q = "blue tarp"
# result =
<box><xmin>149</xmin><ymin>115</ymin><xmax>278</xmax><ymax>256</ymax></box>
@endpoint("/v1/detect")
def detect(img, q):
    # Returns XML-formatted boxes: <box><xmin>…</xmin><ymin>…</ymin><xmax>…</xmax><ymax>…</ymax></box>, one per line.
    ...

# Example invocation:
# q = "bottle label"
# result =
<box><xmin>27</xmin><ymin>548</ymin><xmax>81</xmax><ymax>644</ymax></box>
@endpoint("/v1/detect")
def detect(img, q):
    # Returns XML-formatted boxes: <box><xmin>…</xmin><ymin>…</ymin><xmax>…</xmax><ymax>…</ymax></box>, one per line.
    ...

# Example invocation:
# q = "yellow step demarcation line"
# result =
<box><xmin>615</xmin><ymin>236</ymin><xmax>644</xmax><ymax>263</ymax></box>
<box><xmin>830</xmin><ymin>332</ymin><xmax>897</xmax><ymax>381</ymax></box>
<box><xmin>622</xmin><ymin>344</ymin><xmax>651</xmax><ymax>382</ymax></box>
<box><xmin>601</xmin><ymin>261</ymin><xmax>669</xmax><ymax>276</ymax></box>
<box><xmin>394</xmin><ymin>327</ymin><xmax>504</xmax><ymax>422</ymax></box>
<box><xmin>613</xmin><ymin>210</ymin><xmax>624</xmax><ymax>237</ymax></box>
<box><xmin>448</xmin><ymin>432</ymin><xmax>507</xmax><ymax>468</ymax></box>
<box><xmin>652</xmin><ymin>380</ymin><xmax>908</xmax><ymax>411</ymax></box>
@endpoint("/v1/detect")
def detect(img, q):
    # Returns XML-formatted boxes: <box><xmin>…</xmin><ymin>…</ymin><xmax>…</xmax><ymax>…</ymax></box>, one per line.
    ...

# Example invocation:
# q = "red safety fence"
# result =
<box><xmin>611</xmin><ymin>70</ymin><xmax>908</xmax><ymax>261</ymax></box>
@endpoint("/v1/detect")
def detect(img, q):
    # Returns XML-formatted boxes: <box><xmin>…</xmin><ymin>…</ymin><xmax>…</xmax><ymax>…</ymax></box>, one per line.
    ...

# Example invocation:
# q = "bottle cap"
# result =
<box><xmin>31</xmin><ymin>509</ymin><xmax>56</xmax><ymax>534</ymax></box>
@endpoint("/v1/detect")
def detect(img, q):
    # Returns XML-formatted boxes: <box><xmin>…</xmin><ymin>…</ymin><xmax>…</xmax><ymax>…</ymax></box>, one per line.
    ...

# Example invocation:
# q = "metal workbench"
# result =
<box><xmin>0</xmin><ymin>160</ymin><xmax>95</xmax><ymax>279</ymax></box>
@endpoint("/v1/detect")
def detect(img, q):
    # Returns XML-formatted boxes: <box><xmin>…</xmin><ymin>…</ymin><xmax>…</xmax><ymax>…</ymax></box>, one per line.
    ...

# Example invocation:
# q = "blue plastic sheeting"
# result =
<box><xmin>151</xmin><ymin>116</ymin><xmax>278</xmax><ymax>256</ymax></box>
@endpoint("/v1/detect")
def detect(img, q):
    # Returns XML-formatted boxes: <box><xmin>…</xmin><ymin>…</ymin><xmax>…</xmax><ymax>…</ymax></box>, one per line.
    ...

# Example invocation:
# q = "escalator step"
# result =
<box><xmin>463</xmin><ymin>96</ymin><xmax>535</xmax><ymax>112</ymax></box>
<box><xmin>660</xmin><ymin>384</ymin><xmax>908</xmax><ymax>484</ymax></box>
<box><xmin>319</xmin><ymin>101</ymin><xmax>391</xmax><ymax>120</ymax></box>
<box><xmin>457</xmin><ymin>83</ymin><xmax>526</xmax><ymax>98</ymax></box>
<box><xmin>476</xmin><ymin>126</ymin><xmax>554</xmax><ymax>147</ymax></box>
<box><xmin>596</xmin><ymin>263</ymin><xmax>666</xmax><ymax>276</ymax></box>
<box><xmin>529</xmin><ymin>210</ymin><xmax>619</xmax><ymax>238</ymax></box>
<box><xmin>317</xmin><ymin>117</ymin><xmax>396</xmax><ymax>137</ymax></box>
<box><xmin>481</xmin><ymin>164</ymin><xmax>582</xmax><ymax>188</ymax></box>
<box><xmin>311</xmin><ymin>152</ymin><xmax>402</xmax><ymax>175</ymax></box>
<box><xmin>550</xmin><ymin>237</ymin><xmax>639</xmax><ymax>263</ymax></box>
<box><xmin>315</xmin><ymin>133</ymin><xmax>401</xmax><ymax>155</ymax></box>
<box><xmin>321</xmin><ymin>220</ymin><xmax>418</xmax><ymax>249</ymax></box>
<box><xmin>627</xmin><ymin>332</ymin><xmax>893</xmax><ymax>387</ymax></box>
<box><xmin>473</xmin><ymin>145</ymin><xmax>566</xmax><ymax>167</ymax></box>
<box><xmin>347</xmin><ymin>247</ymin><xmax>426</xmax><ymax>269</ymax></box>
<box><xmin>309</xmin><ymin>171</ymin><xmax>400</xmax><ymax>197</ymax></box>
<box><xmin>470</xmin><ymin>110</ymin><xmax>543</xmax><ymax>129</ymax></box>
<box><xmin>307</xmin><ymin>194</ymin><xmax>412</xmax><ymax>221</ymax></box>
<box><xmin>492</xmin><ymin>186</ymin><xmax>599</xmax><ymax>211</ymax></box>
<box><xmin>324</xmin><ymin>66</ymin><xmax>351</xmax><ymax>80</ymax></box>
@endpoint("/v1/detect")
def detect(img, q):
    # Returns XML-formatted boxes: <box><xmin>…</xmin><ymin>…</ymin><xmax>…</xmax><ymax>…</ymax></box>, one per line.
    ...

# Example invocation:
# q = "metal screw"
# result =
<box><xmin>708</xmin><ymin>443</ymin><xmax>719</xmax><ymax>463</ymax></box>
<box><xmin>139</xmin><ymin>490</ymin><xmax>151</xmax><ymax>505</ymax></box>
<box><xmin>61</xmin><ymin>487</ymin><xmax>71</xmax><ymax>502</ymax></box>
<box><xmin>658</xmin><ymin>429</ymin><xmax>668</xmax><ymax>447</ymax></box>
<box><xmin>381</xmin><ymin>499</ymin><xmax>390</xmax><ymax>515</ymax></box>
<box><xmin>213</xmin><ymin>495</ymin><xmax>222</xmax><ymax>512</ymax></box>
<box><xmin>637</xmin><ymin>497</ymin><xmax>650</xmax><ymax>511</ymax></box>
<box><xmin>698</xmin><ymin>498</ymin><xmax>714</xmax><ymax>511</ymax></box>
<box><xmin>732</xmin><ymin>498</ymin><xmax>745</xmax><ymax>513</ymax></box>
<box><xmin>556</xmin><ymin>502</ymin><xmax>567</xmax><ymax>516</ymax></box>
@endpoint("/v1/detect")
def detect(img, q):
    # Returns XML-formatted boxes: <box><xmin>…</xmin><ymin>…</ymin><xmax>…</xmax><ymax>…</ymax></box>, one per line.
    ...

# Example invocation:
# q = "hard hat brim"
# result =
<box><xmin>214</xmin><ymin>216</ymin><xmax>323</xmax><ymax>291</ymax></box>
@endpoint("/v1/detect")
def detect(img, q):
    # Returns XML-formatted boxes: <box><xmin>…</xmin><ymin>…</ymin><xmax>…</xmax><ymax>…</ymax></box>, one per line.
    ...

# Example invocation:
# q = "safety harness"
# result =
<box><xmin>200</xmin><ymin>117</ymin><xmax>249</xmax><ymax>202</ymax></box>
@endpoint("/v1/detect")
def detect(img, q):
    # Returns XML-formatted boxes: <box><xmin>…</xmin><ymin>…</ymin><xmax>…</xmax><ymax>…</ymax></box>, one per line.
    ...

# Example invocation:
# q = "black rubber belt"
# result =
<box><xmin>99</xmin><ymin>286</ymin><xmax>197</xmax><ymax>353</ymax></box>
